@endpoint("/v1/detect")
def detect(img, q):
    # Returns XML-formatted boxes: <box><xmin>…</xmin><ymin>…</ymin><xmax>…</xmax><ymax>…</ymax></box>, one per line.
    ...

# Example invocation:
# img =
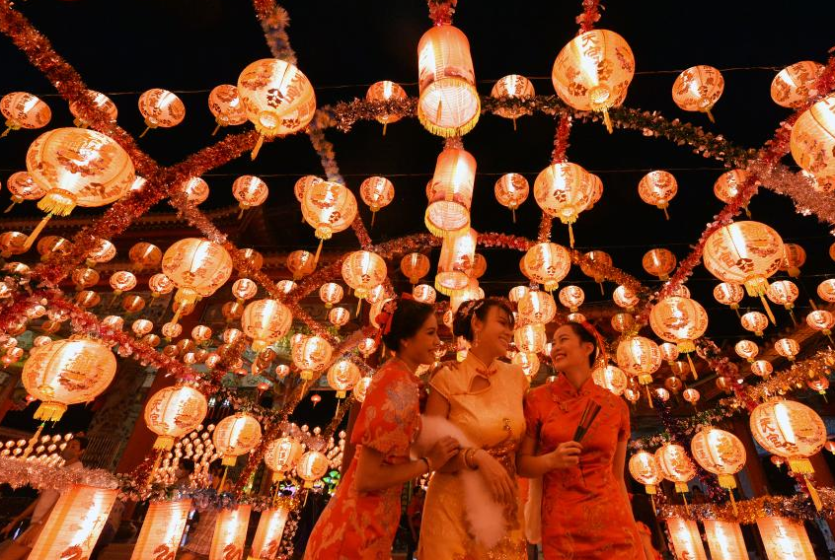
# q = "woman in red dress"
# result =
<box><xmin>305</xmin><ymin>296</ymin><xmax>459</xmax><ymax>560</ymax></box>
<box><xmin>518</xmin><ymin>322</ymin><xmax>646</xmax><ymax>560</ymax></box>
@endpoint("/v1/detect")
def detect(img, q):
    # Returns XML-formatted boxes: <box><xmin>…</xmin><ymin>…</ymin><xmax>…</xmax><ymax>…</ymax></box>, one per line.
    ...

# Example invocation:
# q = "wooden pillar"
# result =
<box><xmin>809</xmin><ymin>452</ymin><xmax>835</xmax><ymax>538</ymax></box>
<box><xmin>729</xmin><ymin>417</ymin><xmax>769</xmax><ymax>497</ymax></box>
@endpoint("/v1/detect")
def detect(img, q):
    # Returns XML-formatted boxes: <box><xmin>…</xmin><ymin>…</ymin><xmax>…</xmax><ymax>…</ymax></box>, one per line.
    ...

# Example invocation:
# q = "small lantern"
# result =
<box><xmin>138</xmin><ymin>88</ymin><xmax>185</xmax><ymax>137</ymax></box>
<box><xmin>637</xmin><ymin>170</ymin><xmax>677</xmax><ymax>219</ymax></box>
<box><xmin>494</xmin><ymin>173</ymin><xmax>529</xmax><ymax>222</ymax></box>
<box><xmin>365</xmin><ymin>80</ymin><xmax>407</xmax><ymax>135</ymax></box>
<box><xmin>401</xmin><ymin>253</ymin><xmax>431</xmax><ymax>285</ymax></box>
<box><xmin>213</xmin><ymin>413</ymin><xmax>262</xmax><ymax>467</ymax></box>
<box><xmin>672</xmin><ymin>65</ymin><xmax>724</xmax><ymax>122</ymax></box>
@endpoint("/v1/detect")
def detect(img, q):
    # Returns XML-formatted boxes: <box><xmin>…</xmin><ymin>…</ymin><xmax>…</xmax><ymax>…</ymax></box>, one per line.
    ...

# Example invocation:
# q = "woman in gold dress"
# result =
<box><xmin>419</xmin><ymin>298</ymin><xmax>528</xmax><ymax>560</ymax></box>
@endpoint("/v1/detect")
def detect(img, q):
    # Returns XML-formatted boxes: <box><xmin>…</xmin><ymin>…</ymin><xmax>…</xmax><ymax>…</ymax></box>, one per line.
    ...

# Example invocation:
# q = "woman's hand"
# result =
<box><xmin>425</xmin><ymin>436</ymin><xmax>460</xmax><ymax>471</ymax></box>
<box><xmin>546</xmin><ymin>441</ymin><xmax>583</xmax><ymax>470</ymax></box>
<box><xmin>474</xmin><ymin>450</ymin><xmax>516</xmax><ymax>505</ymax></box>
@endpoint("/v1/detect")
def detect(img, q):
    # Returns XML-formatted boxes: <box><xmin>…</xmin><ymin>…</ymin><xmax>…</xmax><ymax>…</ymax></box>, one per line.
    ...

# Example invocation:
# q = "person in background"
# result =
<box><xmin>0</xmin><ymin>436</ymin><xmax>89</xmax><ymax>560</ymax></box>
<box><xmin>179</xmin><ymin>463</ymin><xmax>224</xmax><ymax>560</ymax></box>
<box><xmin>304</xmin><ymin>295</ymin><xmax>459</xmax><ymax>559</ymax></box>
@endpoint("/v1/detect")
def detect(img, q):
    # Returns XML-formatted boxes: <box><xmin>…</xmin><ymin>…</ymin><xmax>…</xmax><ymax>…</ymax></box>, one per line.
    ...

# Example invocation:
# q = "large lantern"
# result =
<box><xmin>791</xmin><ymin>92</ymin><xmax>835</xmax><ymax>184</ymax></box>
<box><xmin>533</xmin><ymin>161</ymin><xmax>595</xmax><ymax>247</ymax></box>
<box><xmin>649</xmin><ymin>296</ymin><xmax>708</xmax><ymax>378</ymax></box>
<box><xmin>1</xmin><ymin>92</ymin><xmax>51</xmax><ymax>137</ymax></box>
<box><xmin>592</xmin><ymin>364</ymin><xmax>628</xmax><ymax>396</ymax></box>
<box><xmin>292</xmin><ymin>335</ymin><xmax>333</xmax><ymax>381</ymax></box>
<box><xmin>690</xmin><ymin>426</ymin><xmax>746</xmax><ymax>511</ymax></box>
<box><xmin>24</xmin><ymin>127</ymin><xmax>135</xmax><ymax>247</ymax></box>
<box><xmin>130</xmin><ymin>499</ymin><xmax>192</xmax><ymax>560</ymax></box>
<box><xmin>301</xmin><ymin>181</ymin><xmax>358</xmax><ymax>261</ymax></box>
<box><xmin>750</xmin><ymin>399</ymin><xmax>827</xmax><ymax>509</ymax></box>
<box><xmin>138</xmin><ymin>89</ymin><xmax>185</xmax><ymax>136</ymax></box>
<box><xmin>628</xmin><ymin>450</ymin><xmax>663</xmax><ymax>504</ymax></box>
<box><xmin>250</xmin><ymin>505</ymin><xmax>291</xmax><ymax>560</ymax></box>
<box><xmin>551</xmin><ymin>30</ymin><xmax>635</xmax><ymax>132</ymax></box>
<box><xmin>655</xmin><ymin>442</ymin><xmax>697</xmax><ymax>498</ymax></box>
<box><xmin>672</xmin><ymin>65</ymin><xmax>724</xmax><ymax>122</ymax></box>
<box><xmin>756</xmin><ymin>516</ymin><xmax>816</xmax><ymax>560</ymax></box>
<box><xmin>264</xmin><ymin>436</ymin><xmax>304</xmax><ymax>481</ymax></box>
<box><xmin>416</xmin><ymin>24</ymin><xmax>479</xmax><ymax>137</ymax></box>
<box><xmin>28</xmin><ymin>485</ymin><xmax>117</xmax><ymax>560</ymax></box>
<box><xmin>209</xmin><ymin>505</ymin><xmax>252</xmax><ymax>560</ymax></box>
<box><xmin>297</xmin><ymin>450</ymin><xmax>329</xmax><ymax>488</ymax></box>
<box><xmin>342</xmin><ymin>250</ymin><xmax>387</xmax><ymax>308</ymax></box>
<box><xmin>522</xmin><ymin>242</ymin><xmax>571</xmax><ymax>292</ymax></box>
<box><xmin>771</xmin><ymin>61</ymin><xmax>824</xmax><ymax>108</ymax></box>
<box><xmin>360</xmin><ymin>176</ymin><xmax>395</xmax><ymax>226</ymax></box>
<box><xmin>365</xmin><ymin>80</ymin><xmax>407</xmax><ymax>135</ymax></box>
<box><xmin>144</xmin><ymin>385</ymin><xmax>208</xmax><ymax>450</ymax></box>
<box><xmin>327</xmin><ymin>360</ymin><xmax>362</xmax><ymax>398</ymax></box>
<box><xmin>213</xmin><ymin>413</ymin><xmax>262</xmax><ymax>467</ymax></box>
<box><xmin>237</xmin><ymin>59</ymin><xmax>316</xmax><ymax>158</ymax></box>
<box><xmin>162</xmin><ymin>238</ymin><xmax>233</xmax><ymax>323</ymax></box>
<box><xmin>637</xmin><ymin>170</ymin><xmax>677</xmax><ymax>219</ymax></box>
<box><xmin>425</xmin><ymin>142</ymin><xmax>476</xmax><ymax>237</ymax></box>
<box><xmin>666</xmin><ymin>517</ymin><xmax>708</xmax><ymax>560</ymax></box>
<box><xmin>642</xmin><ymin>248</ymin><xmax>677</xmax><ymax>281</ymax></box>
<box><xmin>494</xmin><ymin>173</ymin><xmax>529</xmax><ymax>222</ymax></box>
<box><xmin>435</xmin><ymin>228</ymin><xmax>477</xmax><ymax>296</ymax></box>
<box><xmin>242</xmin><ymin>299</ymin><xmax>293</xmax><ymax>352</ymax></box>
<box><xmin>400</xmin><ymin>253</ymin><xmax>431</xmax><ymax>285</ymax></box>
<box><xmin>22</xmin><ymin>337</ymin><xmax>117</xmax><ymax>422</ymax></box>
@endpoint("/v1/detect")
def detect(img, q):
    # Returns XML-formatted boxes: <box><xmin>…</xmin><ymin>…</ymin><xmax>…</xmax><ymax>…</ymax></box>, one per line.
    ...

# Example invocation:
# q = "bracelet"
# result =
<box><xmin>464</xmin><ymin>448</ymin><xmax>479</xmax><ymax>470</ymax></box>
<box><xmin>420</xmin><ymin>457</ymin><xmax>433</xmax><ymax>473</ymax></box>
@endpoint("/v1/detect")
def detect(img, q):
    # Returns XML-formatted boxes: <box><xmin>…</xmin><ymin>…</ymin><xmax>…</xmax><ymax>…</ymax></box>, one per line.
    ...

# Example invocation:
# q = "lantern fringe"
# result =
<box><xmin>657</xmin><ymin>488</ymin><xmax>835</xmax><ymax>524</ymax></box>
<box><xmin>33</xmin><ymin>401</ymin><xmax>67</xmax><ymax>422</ymax></box>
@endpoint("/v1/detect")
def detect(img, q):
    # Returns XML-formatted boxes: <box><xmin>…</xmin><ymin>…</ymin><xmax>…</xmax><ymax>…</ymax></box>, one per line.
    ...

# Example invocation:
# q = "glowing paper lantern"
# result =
<box><xmin>286</xmin><ymin>250</ymin><xmax>317</xmax><ymax>280</ymax></box>
<box><xmin>413</xmin><ymin>284</ymin><xmax>437</xmax><ymax>304</ymax></box>
<box><xmin>491</xmin><ymin>75</ymin><xmax>535</xmax><ymax>127</ymax></box>
<box><xmin>690</xmin><ymin>427</ymin><xmax>746</xmax><ymax>509</ymax></box>
<box><xmin>666</xmin><ymin>517</ymin><xmax>708</xmax><ymax>560</ymax></box>
<box><xmin>232</xmin><ymin>278</ymin><xmax>258</xmax><ymax>303</ymax></box>
<box><xmin>591</xmin><ymin>364</ymin><xmax>627</xmax><ymax>396</ymax></box>
<box><xmin>435</xmin><ymin>228</ymin><xmax>478</xmax><ymax>296</ymax></box>
<box><xmin>242</xmin><ymin>299</ymin><xmax>293</xmax><ymax>352</ymax></box>
<box><xmin>704</xmin><ymin>521</ymin><xmax>750</xmax><ymax>560</ymax></box>
<box><xmin>806</xmin><ymin>310</ymin><xmax>835</xmax><ymax>338</ymax></box>
<box><xmin>209</xmin><ymin>505</ymin><xmax>252</xmax><ymax>560</ymax></box>
<box><xmin>683</xmin><ymin>388</ymin><xmax>701</xmax><ymax>406</ymax></box>
<box><xmin>144</xmin><ymin>385</ymin><xmax>207</xmax><ymax>450</ymax></box>
<box><xmin>264</xmin><ymin>437</ymin><xmax>303</xmax><ymax>481</ymax></box>
<box><xmin>517</xmin><ymin>291</ymin><xmax>557</xmax><ymax>326</ymax></box>
<box><xmin>232</xmin><ymin>175</ymin><xmax>269</xmax><ymax>216</ymax></box>
<box><xmin>292</xmin><ymin>335</ymin><xmax>333</xmax><ymax>381</ymax></box>
<box><xmin>4</xmin><ymin>171</ymin><xmax>46</xmax><ymax>213</ymax></box>
<box><xmin>735</xmin><ymin>340</ymin><xmax>759</xmax><ymax>362</ymax></box>
<box><xmin>714</xmin><ymin>169</ymin><xmax>755</xmax><ymax>216</ymax></box>
<box><xmin>638</xmin><ymin>170</ymin><xmax>677</xmax><ymax>219</ymax></box>
<box><xmin>533</xmin><ymin>162</ymin><xmax>595</xmax><ymax>247</ymax></box>
<box><xmin>580</xmin><ymin>250</ymin><xmax>612</xmax><ymax>291</ymax></box>
<box><xmin>741</xmin><ymin>311</ymin><xmax>769</xmax><ymax>337</ymax></box>
<box><xmin>494</xmin><ymin>173</ymin><xmax>529</xmax><ymax>222</ymax></box>
<box><xmin>522</xmin><ymin>242</ymin><xmax>571</xmax><ymax>292</ymax></box>
<box><xmin>302</xmin><ymin>181</ymin><xmax>358</xmax><ymax>261</ymax></box>
<box><xmin>208</xmin><ymin>84</ymin><xmax>247</xmax><ymax>134</ymax></box>
<box><xmin>365</xmin><ymin>80</ymin><xmax>407</xmax><ymax>134</ymax></box>
<box><xmin>613</xmin><ymin>285</ymin><xmax>640</xmax><ymax>310</ymax></box>
<box><xmin>0</xmin><ymin>231</ymin><xmax>27</xmax><ymax>257</ymax></box>
<box><xmin>817</xmin><ymin>279</ymin><xmax>835</xmax><ymax>303</ymax></box>
<box><xmin>425</xmin><ymin>143</ymin><xmax>476</xmax><ymax>237</ymax></box>
<box><xmin>713</xmin><ymin>282</ymin><xmax>744</xmax><ymax>312</ymax></box>
<box><xmin>360</xmin><ymin>176</ymin><xmax>395</xmax><ymax>226</ymax></box>
<box><xmin>25</xmin><ymin>127</ymin><xmax>135</xmax><ymax>247</ymax></box>
<box><xmin>756</xmin><ymin>517</ymin><xmax>816</xmax><ymax>560</ymax></box>
<box><xmin>401</xmin><ymin>253</ymin><xmax>431</xmax><ymax>285</ymax></box>
<box><xmin>672</xmin><ymin>65</ymin><xmax>724</xmax><ymax>122</ymax></box>
<box><xmin>628</xmin><ymin>450</ymin><xmax>663</xmax><ymax>499</ymax></box>
<box><xmin>327</xmin><ymin>360</ymin><xmax>362</xmax><ymax>398</ymax></box>
<box><xmin>213</xmin><ymin>413</ymin><xmax>262</xmax><ymax>466</ymax></box>
<box><xmin>751</xmin><ymin>359</ymin><xmax>773</xmax><ymax>378</ymax></box>
<box><xmin>0</xmin><ymin>92</ymin><xmax>51</xmax><ymax>137</ymax></box>
<box><xmin>551</xmin><ymin>29</ymin><xmax>634</xmax><ymax>132</ymax></box>
<box><xmin>649</xmin><ymin>296</ymin><xmax>708</xmax><ymax>378</ymax></box>
<box><xmin>611</xmin><ymin>312</ymin><xmax>637</xmax><ymax>335</ymax></box>
<box><xmin>22</xmin><ymin>337</ymin><xmax>117</xmax><ymax>422</ymax></box>
<box><xmin>342</xmin><ymin>250</ymin><xmax>387</xmax><ymax>304</ymax></box>
<box><xmin>69</xmin><ymin>90</ymin><xmax>117</xmax><ymax>128</ymax></box>
<box><xmin>250</xmin><ymin>505</ymin><xmax>290</xmax><ymax>560</ymax></box>
<box><xmin>791</xmin><ymin>93</ymin><xmax>835</xmax><ymax>182</ymax></box>
<box><xmin>237</xmin><ymin>59</ymin><xmax>316</xmax><ymax>158</ymax></box>
<box><xmin>297</xmin><ymin>450</ymin><xmax>329</xmax><ymax>488</ymax></box>
<box><xmin>512</xmin><ymin>352</ymin><xmax>539</xmax><ymax>377</ymax></box>
<box><xmin>328</xmin><ymin>306</ymin><xmax>350</xmax><ymax>329</ymax></box>
<box><xmin>354</xmin><ymin>376</ymin><xmax>373</xmax><ymax>403</ymax></box>
<box><xmin>130</xmin><ymin>499</ymin><xmax>192</xmax><ymax>560</ymax></box>
<box><xmin>774</xmin><ymin>338</ymin><xmax>800</xmax><ymax>361</ymax></box>
<box><xmin>28</xmin><ymin>485</ymin><xmax>117</xmax><ymax>560</ymax></box>
<box><xmin>138</xmin><ymin>88</ymin><xmax>185</xmax><ymax>136</ymax></box>
<box><xmin>655</xmin><ymin>442</ymin><xmax>696</xmax><ymax>494</ymax></box>
<box><xmin>642</xmin><ymin>248</ymin><xmax>677</xmax><ymax>281</ymax></box>
<box><xmin>86</xmin><ymin>238</ymin><xmax>116</xmax><ymax>266</ymax></box>
<box><xmin>558</xmin><ymin>285</ymin><xmax>585</xmax><ymax>313</ymax></box>
<box><xmin>417</xmin><ymin>24</ymin><xmax>479</xmax><ymax>137</ymax></box>
<box><xmin>772</xmin><ymin>61</ymin><xmax>824</xmax><ymax>108</ymax></box>
<box><xmin>162</xmin><ymin>238</ymin><xmax>233</xmax><ymax>322</ymax></box>
<box><xmin>129</xmin><ymin>242</ymin><xmax>162</xmax><ymax>271</ymax></box>
<box><xmin>319</xmin><ymin>282</ymin><xmax>344</xmax><ymax>308</ymax></box>
<box><xmin>514</xmin><ymin>324</ymin><xmax>547</xmax><ymax>354</ymax></box>
<box><xmin>616</xmin><ymin>336</ymin><xmax>662</xmax><ymax>378</ymax></box>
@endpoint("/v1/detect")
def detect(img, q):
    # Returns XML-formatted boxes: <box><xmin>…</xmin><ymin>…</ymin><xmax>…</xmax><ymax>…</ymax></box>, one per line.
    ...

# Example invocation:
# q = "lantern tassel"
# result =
<box><xmin>512</xmin><ymin>208</ymin><xmax>516</xmax><ymax>224</ymax></box>
<box><xmin>0</xmin><ymin>126</ymin><xmax>13</xmax><ymax>138</ymax></box>
<box><xmin>734</xmin><ymin>307</ymin><xmax>741</xmax><ymax>319</ymax></box>
<box><xmin>568</xmin><ymin>223</ymin><xmax>575</xmax><ymax>249</ymax></box>
<box><xmin>170</xmin><ymin>307</ymin><xmax>183</xmax><ymax>326</ymax></box>
<box><xmin>806</xmin><ymin>475</ymin><xmax>823</xmax><ymax>511</ymax></box>
<box><xmin>238</xmin><ymin>207</ymin><xmax>245</xmax><ymax>220</ymax></box>
<box><xmin>599</xmin><ymin>282</ymin><xmax>604</xmax><ymax>296</ymax></box>
<box><xmin>22</xmin><ymin>214</ymin><xmax>53</xmax><ymax>252</ymax></box>
<box><xmin>650</xmin><ymin>494</ymin><xmax>656</xmax><ymax>514</ymax></box>
<box><xmin>251</xmin><ymin>134</ymin><xmax>265</xmax><ymax>160</ymax></box>
<box><xmin>686</xmin><ymin>352</ymin><xmax>698</xmax><ymax>380</ymax></box>
<box><xmin>743</xmin><ymin>204</ymin><xmax>752</xmax><ymax>218</ymax></box>
<box><xmin>728</xmin><ymin>489</ymin><xmax>738</xmax><ymax>516</ymax></box>
<box><xmin>139</xmin><ymin>126</ymin><xmax>151</xmax><ymax>138</ymax></box>
<box><xmin>601</xmin><ymin>107</ymin><xmax>613</xmax><ymax>134</ymax></box>
<box><xmin>4</xmin><ymin>201</ymin><xmax>16</xmax><ymax>213</ymax></box>
<box><xmin>382</xmin><ymin>122</ymin><xmax>387</xmax><ymax>136</ymax></box>
<box><xmin>314</xmin><ymin>238</ymin><xmax>324</xmax><ymax>265</ymax></box>
<box><xmin>759</xmin><ymin>294</ymin><xmax>777</xmax><ymax>326</ymax></box>
<box><xmin>662</xmin><ymin>206</ymin><xmax>670</xmax><ymax>220</ymax></box>
<box><xmin>645</xmin><ymin>385</ymin><xmax>653</xmax><ymax>408</ymax></box>
<box><xmin>334</xmin><ymin>399</ymin><xmax>341</xmax><ymax>417</ymax></box>
<box><xmin>219</xmin><ymin>466</ymin><xmax>229</xmax><ymax>493</ymax></box>
<box><xmin>681</xmin><ymin>491</ymin><xmax>690</xmax><ymax>517</ymax></box>
<box><xmin>512</xmin><ymin>117</ymin><xmax>517</xmax><ymax>132</ymax></box>
<box><xmin>22</xmin><ymin>422</ymin><xmax>45</xmax><ymax>459</ymax></box>
<box><xmin>371</xmin><ymin>211</ymin><xmax>376</xmax><ymax>229</ymax></box>
<box><xmin>355</xmin><ymin>297</ymin><xmax>362</xmax><ymax>318</ymax></box>
<box><xmin>212</xmin><ymin>123</ymin><xmax>221</xmax><ymax>136</ymax></box>
<box><xmin>706</xmin><ymin>108</ymin><xmax>715</xmax><ymax>124</ymax></box>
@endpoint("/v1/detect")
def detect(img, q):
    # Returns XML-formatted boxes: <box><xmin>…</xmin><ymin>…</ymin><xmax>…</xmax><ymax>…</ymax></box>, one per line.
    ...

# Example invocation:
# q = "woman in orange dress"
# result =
<box><xmin>304</xmin><ymin>296</ymin><xmax>459</xmax><ymax>560</ymax></box>
<box><xmin>518</xmin><ymin>322</ymin><xmax>645</xmax><ymax>560</ymax></box>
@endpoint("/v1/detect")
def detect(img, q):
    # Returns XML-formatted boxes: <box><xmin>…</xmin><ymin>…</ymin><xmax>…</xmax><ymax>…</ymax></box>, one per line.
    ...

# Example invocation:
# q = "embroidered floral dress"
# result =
<box><xmin>524</xmin><ymin>375</ymin><xmax>645</xmax><ymax>560</ymax></box>
<box><xmin>418</xmin><ymin>355</ymin><xmax>528</xmax><ymax>560</ymax></box>
<box><xmin>305</xmin><ymin>359</ymin><xmax>421</xmax><ymax>560</ymax></box>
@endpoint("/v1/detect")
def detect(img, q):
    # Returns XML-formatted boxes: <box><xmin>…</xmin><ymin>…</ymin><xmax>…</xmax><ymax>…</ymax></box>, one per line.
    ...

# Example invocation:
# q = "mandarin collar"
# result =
<box><xmin>552</xmin><ymin>373</ymin><xmax>597</xmax><ymax>399</ymax></box>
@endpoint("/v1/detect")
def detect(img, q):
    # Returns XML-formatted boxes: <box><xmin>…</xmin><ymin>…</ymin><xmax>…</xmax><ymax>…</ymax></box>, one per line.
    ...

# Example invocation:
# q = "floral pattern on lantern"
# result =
<box><xmin>672</xmin><ymin>65</ymin><xmax>724</xmax><ymax>122</ymax></box>
<box><xmin>208</xmin><ymin>84</ymin><xmax>247</xmax><ymax>132</ymax></box>
<box><xmin>522</xmin><ymin>242</ymin><xmax>571</xmax><ymax>292</ymax></box>
<box><xmin>771</xmin><ymin>61</ymin><xmax>824</xmax><ymax>108</ymax></box>
<box><xmin>551</xmin><ymin>30</ymin><xmax>635</xmax><ymax>132</ymax></box>
<box><xmin>533</xmin><ymin>161</ymin><xmax>595</xmax><ymax>247</ymax></box>
<box><xmin>242</xmin><ymin>299</ymin><xmax>293</xmax><ymax>353</ymax></box>
<box><xmin>292</xmin><ymin>335</ymin><xmax>333</xmax><ymax>381</ymax></box>
<box><xmin>638</xmin><ymin>170</ymin><xmax>677</xmax><ymax>218</ymax></box>
<box><xmin>327</xmin><ymin>360</ymin><xmax>362</xmax><ymax>398</ymax></box>
<box><xmin>435</xmin><ymin>228</ymin><xmax>477</xmax><ymax>296</ymax></box>
<box><xmin>417</xmin><ymin>24</ymin><xmax>480</xmax><ymax>137</ymax></box>
<box><xmin>130</xmin><ymin>499</ymin><xmax>192</xmax><ymax>560</ymax></box>
<box><xmin>213</xmin><ymin>413</ymin><xmax>262</xmax><ymax>467</ymax></box>
<box><xmin>425</xmin><ymin>143</ymin><xmax>476</xmax><ymax>237</ymax></box>
<box><xmin>494</xmin><ymin>173</ymin><xmax>530</xmax><ymax>222</ymax></box>
<box><xmin>22</xmin><ymin>337</ymin><xmax>117</xmax><ymax>422</ymax></box>
<box><xmin>138</xmin><ymin>88</ymin><xmax>185</xmax><ymax>135</ymax></box>
<box><xmin>591</xmin><ymin>364</ymin><xmax>627</xmax><ymax>396</ymax></box>
<box><xmin>144</xmin><ymin>385</ymin><xmax>208</xmax><ymax>450</ymax></box>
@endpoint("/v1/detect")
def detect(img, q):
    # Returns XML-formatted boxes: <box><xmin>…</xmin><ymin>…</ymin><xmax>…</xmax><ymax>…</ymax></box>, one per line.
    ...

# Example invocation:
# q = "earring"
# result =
<box><xmin>473</xmin><ymin>330</ymin><xmax>480</xmax><ymax>348</ymax></box>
